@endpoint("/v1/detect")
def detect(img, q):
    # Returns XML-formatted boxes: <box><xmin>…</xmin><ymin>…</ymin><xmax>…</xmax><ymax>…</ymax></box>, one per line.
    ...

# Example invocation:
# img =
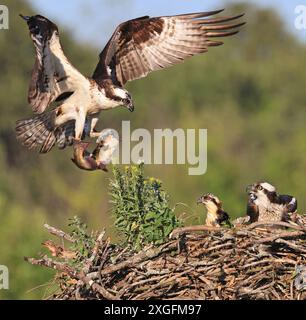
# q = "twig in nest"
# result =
<box><xmin>275</xmin><ymin>238</ymin><xmax>306</xmax><ymax>253</ymax></box>
<box><xmin>256</xmin><ymin>231</ymin><xmax>305</xmax><ymax>244</ymax></box>
<box><xmin>89</xmin><ymin>241</ymin><xmax>177</xmax><ymax>279</ymax></box>
<box><xmin>246</xmin><ymin>221</ymin><xmax>306</xmax><ymax>232</ymax></box>
<box><xmin>169</xmin><ymin>225</ymin><xmax>223</xmax><ymax>239</ymax></box>
<box><xmin>98</xmin><ymin>237</ymin><xmax>111</xmax><ymax>284</ymax></box>
<box><xmin>25</xmin><ymin>256</ymin><xmax>117</xmax><ymax>300</ymax></box>
<box><xmin>90</xmin><ymin>230</ymin><xmax>106</xmax><ymax>262</ymax></box>
<box><xmin>44</xmin><ymin>224</ymin><xmax>76</xmax><ymax>243</ymax></box>
<box><xmin>83</xmin><ymin>230</ymin><xmax>106</xmax><ymax>274</ymax></box>
<box><xmin>42</xmin><ymin>240</ymin><xmax>76</xmax><ymax>259</ymax></box>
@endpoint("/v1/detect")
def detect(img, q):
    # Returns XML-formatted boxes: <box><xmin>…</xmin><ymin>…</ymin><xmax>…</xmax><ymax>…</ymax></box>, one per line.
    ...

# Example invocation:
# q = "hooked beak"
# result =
<box><xmin>19</xmin><ymin>14</ymin><xmax>31</xmax><ymax>22</ymax></box>
<box><xmin>127</xmin><ymin>103</ymin><xmax>134</xmax><ymax>112</ymax></box>
<box><xmin>246</xmin><ymin>184</ymin><xmax>257</xmax><ymax>201</ymax></box>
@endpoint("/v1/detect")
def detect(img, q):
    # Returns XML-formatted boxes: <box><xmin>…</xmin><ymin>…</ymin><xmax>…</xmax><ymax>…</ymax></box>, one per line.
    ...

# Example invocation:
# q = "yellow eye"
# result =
<box><xmin>258</xmin><ymin>185</ymin><xmax>263</xmax><ymax>191</ymax></box>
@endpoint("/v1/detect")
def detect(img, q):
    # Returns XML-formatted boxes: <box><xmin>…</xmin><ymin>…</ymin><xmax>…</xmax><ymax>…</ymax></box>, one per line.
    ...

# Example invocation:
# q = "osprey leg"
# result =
<box><xmin>74</xmin><ymin>110</ymin><xmax>87</xmax><ymax>141</ymax></box>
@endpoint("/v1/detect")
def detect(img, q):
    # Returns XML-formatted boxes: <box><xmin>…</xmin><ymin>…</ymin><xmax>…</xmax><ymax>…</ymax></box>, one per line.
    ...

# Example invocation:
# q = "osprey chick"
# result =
<box><xmin>16</xmin><ymin>10</ymin><xmax>245</xmax><ymax>153</ymax></box>
<box><xmin>197</xmin><ymin>193</ymin><xmax>230</xmax><ymax>227</ymax></box>
<box><xmin>246</xmin><ymin>182</ymin><xmax>297</xmax><ymax>223</ymax></box>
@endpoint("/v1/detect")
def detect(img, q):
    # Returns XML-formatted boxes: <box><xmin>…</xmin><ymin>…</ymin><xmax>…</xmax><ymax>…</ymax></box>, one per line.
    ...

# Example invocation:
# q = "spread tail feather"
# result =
<box><xmin>16</xmin><ymin>109</ymin><xmax>58</xmax><ymax>153</ymax></box>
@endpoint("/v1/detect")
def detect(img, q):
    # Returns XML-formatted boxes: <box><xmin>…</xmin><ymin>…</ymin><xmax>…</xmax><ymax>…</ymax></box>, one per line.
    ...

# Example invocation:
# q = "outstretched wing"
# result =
<box><xmin>93</xmin><ymin>9</ymin><xmax>245</xmax><ymax>86</ymax></box>
<box><xmin>22</xmin><ymin>15</ymin><xmax>87</xmax><ymax>114</ymax></box>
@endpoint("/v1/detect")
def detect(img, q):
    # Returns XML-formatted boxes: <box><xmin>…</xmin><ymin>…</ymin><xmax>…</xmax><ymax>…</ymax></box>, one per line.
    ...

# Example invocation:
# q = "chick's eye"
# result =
<box><xmin>257</xmin><ymin>185</ymin><xmax>263</xmax><ymax>191</ymax></box>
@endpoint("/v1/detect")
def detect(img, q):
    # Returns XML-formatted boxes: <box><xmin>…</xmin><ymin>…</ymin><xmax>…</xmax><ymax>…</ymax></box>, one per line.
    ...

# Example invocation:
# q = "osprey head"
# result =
<box><xmin>197</xmin><ymin>193</ymin><xmax>230</xmax><ymax>227</ymax></box>
<box><xmin>113</xmin><ymin>88</ymin><xmax>134</xmax><ymax>112</ymax></box>
<box><xmin>20</xmin><ymin>14</ymin><xmax>59</xmax><ymax>40</ymax></box>
<box><xmin>123</xmin><ymin>91</ymin><xmax>134</xmax><ymax>112</ymax></box>
<box><xmin>197</xmin><ymin>193</ymin><xmax>222</xmax><ymax>210</ymax></box>
<box><xmin>246</xmin><ymin>182</ymin><xmax>277</xmax><ymax>206</ymax></box>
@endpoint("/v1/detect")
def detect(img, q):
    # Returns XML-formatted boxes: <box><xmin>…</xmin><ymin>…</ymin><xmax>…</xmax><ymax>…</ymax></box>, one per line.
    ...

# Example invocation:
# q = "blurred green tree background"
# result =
<box><xmin>0</xmin><ymin>0</ymin><xmax>306</xmax><ymax>299</ymax></box>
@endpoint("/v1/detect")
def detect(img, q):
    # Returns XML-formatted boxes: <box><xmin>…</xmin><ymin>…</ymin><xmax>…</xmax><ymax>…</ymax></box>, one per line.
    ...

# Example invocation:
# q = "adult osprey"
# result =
<box><xmin>246</xmin><ymin>182</ymin><xmax>297</xmax><ymax>223</ymax></box>
<box><xmin>16</xmin><ymin>10</ymin><xmax>245</xmax><ymax>153</ymax></box>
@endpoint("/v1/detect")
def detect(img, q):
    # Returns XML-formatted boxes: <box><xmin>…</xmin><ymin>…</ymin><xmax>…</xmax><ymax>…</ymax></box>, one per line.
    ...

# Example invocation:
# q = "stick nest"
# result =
<box><xmin>26</xmin><ymin>219</ymin><xmax>306</xmax><ymax>300</ymax></box>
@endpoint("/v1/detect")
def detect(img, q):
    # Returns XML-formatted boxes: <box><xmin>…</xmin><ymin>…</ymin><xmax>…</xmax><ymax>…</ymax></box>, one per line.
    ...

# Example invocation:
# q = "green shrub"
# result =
<box><xmin>68</xmin><ymin>216</ymin><xmax>95</xmax><ymax>268</ymax></box>
<box><xmin>109</xmin><ymin>164</ymin><xmax>182</xmax><ymax>250</ymax></box>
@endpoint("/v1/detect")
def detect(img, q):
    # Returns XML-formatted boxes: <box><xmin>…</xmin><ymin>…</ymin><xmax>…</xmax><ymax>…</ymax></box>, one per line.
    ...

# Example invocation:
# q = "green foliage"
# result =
<box><xmin>68</xmin><ymin>216</ymin><xmax>95</xmax><ymax>268</ymax></box>
<box><xmin>109</xmin><ymin>164</ymin><xmax>182</xmax><ymax>250</ymax></box>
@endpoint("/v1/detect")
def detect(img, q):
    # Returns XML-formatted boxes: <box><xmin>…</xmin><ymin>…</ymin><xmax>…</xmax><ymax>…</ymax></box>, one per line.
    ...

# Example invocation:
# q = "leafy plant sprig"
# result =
<box><xmin>109</xmin><ymin>163</ymin><xmax>182</xmax><ymax>251</ymax></box>
<box><xmin>68</xmin><ymin>216</ymin><xmax>95</xmax><ymax>268</ymax></box>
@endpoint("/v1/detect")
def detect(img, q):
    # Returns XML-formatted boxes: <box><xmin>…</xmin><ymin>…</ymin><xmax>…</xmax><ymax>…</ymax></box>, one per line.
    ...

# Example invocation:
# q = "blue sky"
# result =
<box><xmin>28</xmin><ymin>0</ymin><xmax>306</xmax><ymax>46</ymax></box>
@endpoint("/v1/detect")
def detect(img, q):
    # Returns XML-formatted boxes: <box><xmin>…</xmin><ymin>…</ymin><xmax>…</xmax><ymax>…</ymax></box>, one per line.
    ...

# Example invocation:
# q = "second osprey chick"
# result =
<box><xmin>246</xmin><ymin>182</ymin><xmax>297</xmax><ymax>223</ymax></box>
<box><xmin>197</xmin><ymin>193</ymin><xmax>230</xmax><ymax>227</ymax></box>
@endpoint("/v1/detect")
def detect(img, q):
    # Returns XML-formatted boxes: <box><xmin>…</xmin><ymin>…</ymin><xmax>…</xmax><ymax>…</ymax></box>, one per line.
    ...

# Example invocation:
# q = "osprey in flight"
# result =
<box><xmin>16</xmin><ymin>10</ymin><xmax>244</xmax><ymax>153</ymax></box>
<box><xmin>246</xmin><ymin>182</ymin><xmax>297</xmax><ymax>223</ymax></box>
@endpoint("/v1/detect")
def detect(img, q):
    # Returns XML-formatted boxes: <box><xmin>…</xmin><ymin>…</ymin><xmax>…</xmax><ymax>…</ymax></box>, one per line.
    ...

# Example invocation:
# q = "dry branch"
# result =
<box><xmin>27</xmin><ymin>217</ymin><xmax>306</xmax><ymax>300</ymax></box>
<box><xmin>44</xmin><ymin>224</ymin><xmax>76</xmax><ymax>243</ymax></box>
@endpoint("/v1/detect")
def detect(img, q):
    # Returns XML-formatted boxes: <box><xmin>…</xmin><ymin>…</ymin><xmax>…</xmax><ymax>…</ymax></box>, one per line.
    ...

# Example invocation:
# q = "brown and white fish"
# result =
<box><xmin>71</xmin><ymin>129</ymin><xmax>119</xmax><ymax>172</ymax></box>
<box><xmin>71</xmin><ymin>141</ymin><xmax>108</xmax><ymax>172</ymax></box>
